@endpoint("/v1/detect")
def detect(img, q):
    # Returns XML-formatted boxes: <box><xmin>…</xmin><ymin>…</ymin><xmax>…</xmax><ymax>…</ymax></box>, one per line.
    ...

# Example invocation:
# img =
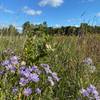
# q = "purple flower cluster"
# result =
<box><xmin>19</xmin><ymin>66</ymin><xmax>42</xmax><ymax>96</ymax></box>
<box><xmin>41</xmin><ymin>64</ymin><xmax>60</xmax><ymax>86</ymax></box>
<box><xmin>23</xmin><ymin>87</ymin><xmax>32</xmax><ymax>96</ymax></box>
<box><xmin>1</xmin><ymin>55</ymin><xmax>19</xmax><ymax>73</ymax></box>
<box><xmin>10</xmin><ymin>56</ymin><xmax>19</xmax><ymax>65</ymax></box>
<box><xmin>0</xmin><ymin>53</ymin><xmax>60</xmax><ymax>97</ymax></box>
<box><xmin>23</xmin><ymin>87</ymin><xmax>41</xmax><ymax>96</ymax></box>
<box><xmin>80</xmin><ymin>84</ymin><xmax>100</xmax><ymax>100</ymax></box>
<box><xmin>83</xmin><ymin>57</ymin><xmax>96</xmax><ymax>73</ymax></box>
<box><xmin>19</xmin><ymin>66</ymin><xmax>40</xmax><ymax>86</ymax></box>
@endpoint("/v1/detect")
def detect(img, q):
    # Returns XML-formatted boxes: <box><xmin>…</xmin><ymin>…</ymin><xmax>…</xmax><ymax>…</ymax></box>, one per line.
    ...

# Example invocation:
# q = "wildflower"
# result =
<box><xmin>35</xmin><ymin>69</ymin><xmax>41</xmax><ymax>75</ymax></box>
<box><xmin>80</xmin><ymin>88</ymin><xmax>89</xmax><ymax>97</ymax></box>
<box><xmin>41</xmin><ymin>64</ymin><xmax>52</xmax><ymax>74</ymax></box>
<box><xmin>51</xmin><ymin>72</ymin><xmax>60</xmax><ymax>82</ymax></box>
<box><xmin>35</xmin><ymin>88</ymin><xmax>41</xmax><ymax>94</ymax></box>
<box><xmin>44</xmin><ymin>67</ymin><xmax>52</xmax><ymax>74</ymax></box>
<box><xmin>24</xmin><ymin>68</ymin><xmax>31</xmax><ymax>78</ymax></box>
<box><xmin>89</xmin><ymin>65</ymin><xmax>96</xmax><ymax>73</ymax></box>
<box><xmin>19</xmin><ymin>78</ymin><xmax>29</xmax><ymax>86</ymax></box>
<box><xmin>40</xmin><ymin>64</ymin><xmax>50</xmax><ymax>68</ymax></box>
<box><xmin>20</xmin><ymin>68</ymin><xmax>31</xmax><ymax>78</ymax></box>
<box><xmin>95</xmin><ymin>96</ymin><xmax>100</xmax><ymax>100</ymax></box>
<box><xmin>83</xmin><ymin>57</ymin><xmax>93</xmax><ymax>65</ymax></box>
<box><xmin>23</xmin><ymin>88</ymin><xmax>32</xmax><ymax>96</ymax></box>
<box><xmin>30</xmin><ymin>66</ymin><xmax>41</xmax><ymax>75</ymax></box>
<box><xmin>12</xmin><ymin>87</ymin><xmax>18</xmax><ymax>94</ymax></box>
<box><xmin>10</xmin><ymin>56</ymin><xmax>19</xmax><ymax>65</ymax></box>
<box><xmin>80</xmin><ymin>84</ymin><xmax>100</xmax><ymax>100</ymax></box>
<box><xmin>21</xmin><ymin>61</ymin><xmax>26</xmax><ymax>66</ymax></box>
<box><xmin>31</xmin><ymin>66</ymin><xmax>38</xmax><ymax>71</ymax></box>
<box><xmin>1</xmin><ymin>60</ymin><xmax>10</xmax><ymax>66</ymax></box>
<box><xmin>92</xmin><ymin>90</ymin><xmax>99</xmax><ymax>97</ymax></box>
<box><xmin>87</xmin><ymin>84</ymin><xmax>96</xmax><ymax>93</ymax></box>
<box><xmin>5</xmin><ymin>64</ymin><xmax>16</xmax><ymax>72</ymax></box>
<box><xmin>10</xmin><ymin>66</ymin><xmax>16</xmax><ymax>73</ymax></box>
<box><xmin>5</xmin><ymin>64</ymin><xmax>12</xmax><ymax>70</ymax></box>
<box><xmin>48</xmin><ymin>76</ymin><xmax>55</xmax><ymax>86</ymax></box>
<box><xmin>28</xmin><ymin>73</ymin><xmax>39</xmax><ymax>83</ymax></box>
<box><xmin>0</xmin><ymin>70</ymin><xmax>4</xmax><ymax>75</ymax></box>
<box><xmin>20</xmin><ymin>66</ymin><xmax>26</xmax><ymax>71</ymax></box>
<box><xmin>28</xmin><ymin>67</ymin><xmax>33</xmax><ymax>72</ymax></box>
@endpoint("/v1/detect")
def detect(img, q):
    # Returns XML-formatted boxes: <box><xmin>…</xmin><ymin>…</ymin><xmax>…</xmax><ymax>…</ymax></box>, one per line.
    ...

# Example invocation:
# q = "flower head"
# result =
<box><xmin>10</xmin><ymin>66</ymin><xmax>16</xmax><ymax>73</ymax></box>
<box><xmin>31</xmin><ymin>66</ymin><xmax>38</xmax><ymax>71</ymax></box>
<box><xmin>28</xmin><ymin>73</ymin><xmax>39</xmax><ymax>83</ymax></box>
<box><xmin>89</xmin><ymin>65</ymin><xmax>96</xmax><ymax>73</ymax></box>
<box><xmin>21</xmin><ymin>61</ymin><xmax>26</xmax><ymax>66</ymax></box>
<box><xmin>92</xmin><ymin>90</ymin><xmax>99</xmax><ymax>97</ymax></box>
<box><xmin>35</xmin><ymin>88</ymin><xmax>41</xmax><ymax>94</ymax></box>
<box><xmin>80</xmin><ymin>84</ymin><xmax>100</xmax><ymax>99</ymax></box>
<box><xmin>80</xmin><ymin>88</ymin><xmax>89</xmax><ymax>97</ymax></box>
<box><xmin>1</xmin><ymin>60</ymin><xmax>10</xmax><ymax>66</ymax></box>
<box><xmin>20</xmin><ymin>67</ymin><xmax>31</xmax><ymax>78</ymax></box>
<box><xmin>41</xmin><ymin>64</ymin><xmax>52</xmax><ymax>74</ymax></box>
<box><xmin>12</xmin><ymin>87</ymin><xmax>18</xmax><ymax>94</ymax></box>
<box><xmin>10</xmin><ymin>56</ymin><xmax>19</xmax><ymax>65</ymax></box>
<box><xmin>95</xmin><ymin>96</ymin><xmax>100</xmax><ymax>100</ymax></box>
<box><xmin>23</xmin><ymin>88</ymin><xmax>32</xmax><ymax>96</ymax></box>
<box><xmin>19</xmin><ymin>77</ymin><xmax>29</xmax><ymax>86</ymax></box>
<box><xmin>83</xmin><ymin>57</ymin><xmax>93</xmax><ymax>65</ymax></box>
<box><xmin>0</xmin><ymin>70</ymin><xmax>4</xmax><ymax>75</ymax></box>
<box><xmin>48</xmin><ymin>76</ymin><xmax>55</xmax><ymax>86</ymax></box>
<box><xmin>51</xmin><ymin>72</ymin><xmax>60</xmax><ymax>82</ymax></box>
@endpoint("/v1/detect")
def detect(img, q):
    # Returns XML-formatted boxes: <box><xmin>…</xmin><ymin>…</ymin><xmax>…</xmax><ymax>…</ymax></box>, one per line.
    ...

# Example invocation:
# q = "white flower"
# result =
<box><xmin>21</xmin><ymin>61</ymin><xmax>26</xmax><ymax>66</ymax></box>
<box><xmin>83</xmin><ymin>57</ymin><xmax>93</xmax><ymax>65</ymax></box>
<box><xmin>51</xmin><ymin>72</ymin><xmax>60</xmax><ymax>82</ymax></box>
<box><xmin>80</xmin><ymin>88</ymin><xmax>89</xmax><ymax>97</ymax></box>
<box><xmin>89</xmin><ymin>65</ymin><xmax>96</xmax><ymax>73</ymax></box>
<box><xmin>48</xmin><ymin>76</ymin><xmax>54</xmax><ymax>86</ymax></box>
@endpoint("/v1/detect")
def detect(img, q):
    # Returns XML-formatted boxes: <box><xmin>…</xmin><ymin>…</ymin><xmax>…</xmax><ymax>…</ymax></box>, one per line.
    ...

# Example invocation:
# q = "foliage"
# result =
<box><xmin>0</xmin><ymin>21</ymin><xmax>100</xmax><ymax>36</ymax></box>
<box><xmin>0</xmin><ymin>34</ymin><xmax>100</xmax><ymax>100</ymax></box>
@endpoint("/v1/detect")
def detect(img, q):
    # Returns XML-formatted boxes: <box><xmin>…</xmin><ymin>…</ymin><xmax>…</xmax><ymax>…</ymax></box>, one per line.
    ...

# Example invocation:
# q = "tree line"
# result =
<box><xmin>0</xmin><ymin>21</ymin><xmax>100</xmax><ymax>36</ymax></box>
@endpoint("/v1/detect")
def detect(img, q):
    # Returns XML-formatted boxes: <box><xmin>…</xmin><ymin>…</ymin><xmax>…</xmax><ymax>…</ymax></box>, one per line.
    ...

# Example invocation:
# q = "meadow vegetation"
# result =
<box><xmin>0</xmin><ymin>22</ymin><xmax>100</xmax><ymax>100</ymax></box>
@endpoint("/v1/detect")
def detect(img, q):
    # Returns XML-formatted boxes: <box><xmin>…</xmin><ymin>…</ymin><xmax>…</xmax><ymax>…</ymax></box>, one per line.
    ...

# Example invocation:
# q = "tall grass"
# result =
<box><xmin>0</xmin><ymin>34</ymin><xmax>100</xmax><ymax>99</ymax></box>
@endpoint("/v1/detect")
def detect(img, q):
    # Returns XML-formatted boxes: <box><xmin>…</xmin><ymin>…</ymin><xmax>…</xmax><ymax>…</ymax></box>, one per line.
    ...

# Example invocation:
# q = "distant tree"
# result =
<box><xmin>94</xmin><ymin>26</ymin><xmax>100</xmax><ymax>34</ymax></box>
<box><xmin>1</xmin><ymin>28</ymin><xmax>8</xmax><ymax>35</ymax></box>
<box><xmin>22</xmin><ymin>21</ymin><xmax>31</xmax><ymax>35</ymax></box>
<box><xmin>8</xmin><ymin>25</ymin><xmax>18</xmax><ymax>35</ymax></box>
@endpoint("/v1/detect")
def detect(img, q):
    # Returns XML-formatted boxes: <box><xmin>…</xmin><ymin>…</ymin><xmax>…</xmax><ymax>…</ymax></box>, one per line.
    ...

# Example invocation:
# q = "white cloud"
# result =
<box><xmin>22</xmin><ymin>6</ymin><xmax>42</xmax><ymax>16</ymax></box>
<box><xmin>67</xmin><ymin>18</ymin><xmax>81</xmax><ymax>23</ymax></box>
<box><xmin>74</xmin><ymin>24</ymin><xmax>80</xmax><ymax>27</ymax></box>
<box><xmin>55</xmin><ymin>24</ymin><xmax>61</xmax><ymax>27</ymax></box>
<box><xmin>39</xmin><ymin>0</ymin><xmax>64</xmax><ymax>7</ymax></box>
<box><xmin>96</xmin><ymin>12</ymin><xmax>100</xmax><ymax>17</ymax></box>
<box><xmin>0</xmin><ymin>5</ymin><xmax>15</xmax><ymax>14</ymax></box>
<box><xmin>16</xmin><ymin>26</ymin><xmax>22</xmax><ymax>32</ymax></box>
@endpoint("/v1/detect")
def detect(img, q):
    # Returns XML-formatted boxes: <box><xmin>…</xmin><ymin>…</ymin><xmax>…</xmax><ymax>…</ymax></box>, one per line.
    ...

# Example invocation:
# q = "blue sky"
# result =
<box><xmin>0</xmin><ymin>0</ymin><xmax>100</xmax><ymax>28</ymax></box>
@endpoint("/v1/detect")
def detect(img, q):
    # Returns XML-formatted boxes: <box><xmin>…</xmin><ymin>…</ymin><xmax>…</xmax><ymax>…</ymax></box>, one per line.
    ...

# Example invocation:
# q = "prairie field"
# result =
<box><xmin>0</xmin><ymin>34</ymin><xmax>100</xmax><ymax>100</ymax></box>
<box><xmin>0</xmin><ymin>0</ymin><xmax>100</xmax><ymax>99</ymax></box>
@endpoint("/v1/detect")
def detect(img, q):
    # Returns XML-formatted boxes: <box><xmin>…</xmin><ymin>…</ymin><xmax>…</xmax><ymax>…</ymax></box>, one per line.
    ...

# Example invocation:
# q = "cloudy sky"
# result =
<box><xmin>0</xmin><ymin>0</ymin><xmax>100</xmax><ymax>27</ymax></box>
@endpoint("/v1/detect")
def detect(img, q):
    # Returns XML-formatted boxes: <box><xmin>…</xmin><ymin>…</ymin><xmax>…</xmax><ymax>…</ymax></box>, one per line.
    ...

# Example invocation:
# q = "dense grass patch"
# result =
<box><xmin>0</xmin><ymin>34</ymin><xmax>100</xmax><ymax>100</ymax></box>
